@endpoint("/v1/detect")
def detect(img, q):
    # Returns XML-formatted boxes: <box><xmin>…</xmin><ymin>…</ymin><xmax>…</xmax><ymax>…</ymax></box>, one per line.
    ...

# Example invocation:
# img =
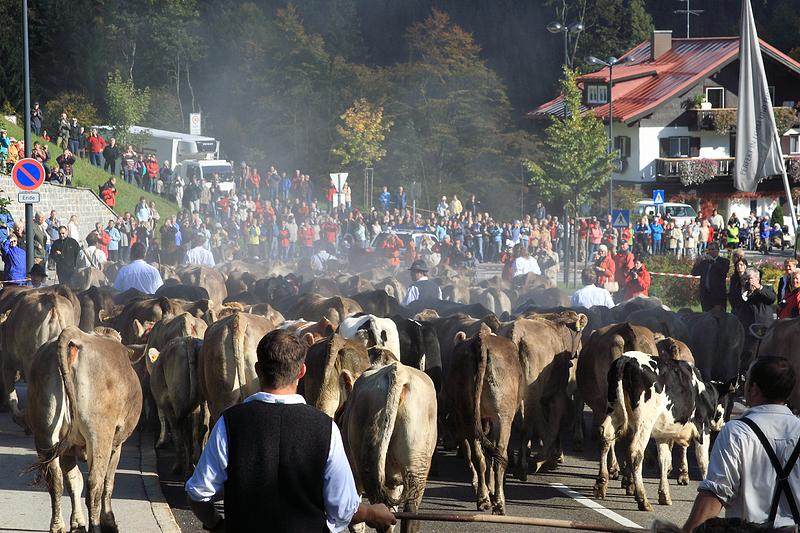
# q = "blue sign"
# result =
<box><xmin>653</xmin><ymin>189</ymin><xmax>665</xmax><ymax>205</ymax></box>
<box><xmin>612</xmin><ymin>209</ymin><xmax>630</xmax><ymax>228</ymax></box>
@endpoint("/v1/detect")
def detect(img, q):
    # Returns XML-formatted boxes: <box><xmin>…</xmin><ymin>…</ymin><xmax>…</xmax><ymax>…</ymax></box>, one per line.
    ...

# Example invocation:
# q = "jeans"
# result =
<box><xmin>68</xmin><ymin>140</ymin><xmax>80</xmax><ymax>154</ymax></box>
<box><xmin>104</xmin><ymin>158</ymin><xmax>116</xmax><ymax>174</ymax></box>
<box><xmin>652</xmin><ymin>238</ymin><xmax>662</xmax><ymax>255</ymax></box>
<box><xmin>32</xmin><ymin>124</ymin><xmax>41</xmax><ymax>136</ymax></box>
<box><xmin>89</xmin><ymin>152</ymin><xmax>102</xmax><ymax>166</ymax></box>
<box><xmin>474</xmin><ymin>237</ymin><xmax>483</xmax><ymax>262</ymax></box>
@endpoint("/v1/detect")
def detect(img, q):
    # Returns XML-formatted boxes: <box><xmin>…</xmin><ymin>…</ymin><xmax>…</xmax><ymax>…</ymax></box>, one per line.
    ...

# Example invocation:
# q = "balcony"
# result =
<box><xmin>657</xmin><ymin>156</ymin><xmax>800</xmax><ymax>186</ymax></box>
<box><xmin>693</xmin><ymin>107</ymin><xmax>799</xmax><ymax>133</ymax></box>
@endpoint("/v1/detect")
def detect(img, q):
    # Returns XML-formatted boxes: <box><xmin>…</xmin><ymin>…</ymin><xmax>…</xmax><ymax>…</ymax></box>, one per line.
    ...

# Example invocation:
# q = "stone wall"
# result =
<box><xmin>0</xmin><ymin>174</ymin><xmax>115</xmax><ymax>243</ymax></box>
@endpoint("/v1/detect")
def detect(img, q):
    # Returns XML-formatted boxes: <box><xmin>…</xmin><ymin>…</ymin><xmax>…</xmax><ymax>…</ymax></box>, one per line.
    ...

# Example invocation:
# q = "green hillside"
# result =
<box><xmin>0</xmin><ymin>118</ymin><xmax>179</xmax><ymax>220</ymax></box>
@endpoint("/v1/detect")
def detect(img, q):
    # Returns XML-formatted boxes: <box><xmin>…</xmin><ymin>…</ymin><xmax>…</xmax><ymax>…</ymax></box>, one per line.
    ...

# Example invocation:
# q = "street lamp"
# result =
<box><xmin>586</xmin><ymin>54</ymin><xmax>635</xmax><ymax>216</ymax></box>
<box><xmin>547</xmin><ymin>21</ymin><xmax>584</xmax><ymax>69</ymax></box>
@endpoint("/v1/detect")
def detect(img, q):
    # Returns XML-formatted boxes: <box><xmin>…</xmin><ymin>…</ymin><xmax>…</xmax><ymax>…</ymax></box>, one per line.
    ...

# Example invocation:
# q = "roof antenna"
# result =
<box><xmin>674</xmin><ymin>0</ymin><xmax>704</xmax><ymax>38</ymax></box>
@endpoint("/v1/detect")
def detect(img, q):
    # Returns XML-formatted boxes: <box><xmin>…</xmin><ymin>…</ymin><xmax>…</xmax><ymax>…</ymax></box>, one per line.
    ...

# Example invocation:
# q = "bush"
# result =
<box><xmin>771</xmin><ymin>203</ymin><xmax>784</xmax><ymax>227</ymax></box>
<box><xmin>44</xmin><ymin>92</ymin><xmax>99</xmax><ymax>131</ymax></box>
<box><xmin>644</xmin><ymin>255</ymin><xmax>701</xmax><ymax>309</ymax></box>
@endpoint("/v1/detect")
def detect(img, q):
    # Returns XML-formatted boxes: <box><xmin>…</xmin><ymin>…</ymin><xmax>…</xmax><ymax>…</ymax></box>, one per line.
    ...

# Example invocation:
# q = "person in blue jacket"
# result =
<box><xmin>1</xmin><ymin>231</ymin><xmax>27</xmax><ymax>285</ymax></box>
<box><xmin>378</xmin><ymin>186</ymin><xmax>391</xmax><ymax>212</ymax></box>
<box><xmin>650</xmin><ymin>218</ymin><xmax>664</xmax><ymax>255</ymax></box>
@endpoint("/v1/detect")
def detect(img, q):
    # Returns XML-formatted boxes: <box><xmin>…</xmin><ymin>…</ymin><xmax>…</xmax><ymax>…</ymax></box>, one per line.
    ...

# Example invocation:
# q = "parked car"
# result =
<box><xmin>634</xmin><ymin>201</ymin><xmax>698</xmax><ymax>226</ymax></box>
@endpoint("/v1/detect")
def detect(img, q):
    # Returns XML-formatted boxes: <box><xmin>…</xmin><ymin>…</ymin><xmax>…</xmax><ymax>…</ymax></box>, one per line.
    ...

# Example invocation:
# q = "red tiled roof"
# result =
<box><xmin>529</xmin><ymin>36</ymin><xmax>800</xmax><ymax>124</ymax></box>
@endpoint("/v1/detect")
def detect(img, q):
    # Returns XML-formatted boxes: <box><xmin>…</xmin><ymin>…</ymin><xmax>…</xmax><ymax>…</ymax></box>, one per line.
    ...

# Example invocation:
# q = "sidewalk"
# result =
<box><xmin>0</xmin><ymin>384</ymin><xmax>180</xmax><ymax>533</ymax></box>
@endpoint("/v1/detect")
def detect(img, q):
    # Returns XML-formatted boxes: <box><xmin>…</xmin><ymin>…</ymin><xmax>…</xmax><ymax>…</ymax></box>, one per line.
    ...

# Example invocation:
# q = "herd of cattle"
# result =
<box><xmin>1</xmin><ymin>260</ymin><xmax>799</xmax><ymax>533</ymax></box>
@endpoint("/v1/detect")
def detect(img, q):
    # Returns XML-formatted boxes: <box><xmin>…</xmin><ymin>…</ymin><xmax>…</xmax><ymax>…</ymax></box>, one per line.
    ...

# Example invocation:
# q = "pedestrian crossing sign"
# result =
<box><xmin>612</xmin><ymin>209</ymin><xmax>630</xmax><ymax>228</ymax></box>
<box><xmin>653</xmin><ymin>189</ymin><xmax>665</xmax><ymax>205</ymax></box>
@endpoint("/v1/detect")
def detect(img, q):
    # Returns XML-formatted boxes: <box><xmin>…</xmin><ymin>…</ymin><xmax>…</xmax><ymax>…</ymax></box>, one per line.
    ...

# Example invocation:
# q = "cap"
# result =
<box><xmin>409</xmin><ymin>260</ymin><xmax>428</xmax><ymax>273</ymax></box>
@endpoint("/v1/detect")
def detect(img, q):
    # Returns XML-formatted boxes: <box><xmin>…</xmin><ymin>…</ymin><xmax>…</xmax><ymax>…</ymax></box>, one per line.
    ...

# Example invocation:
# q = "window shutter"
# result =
<box><xmin>690</xmin><ymin>137</ymin><xmax>701</xmax><ymax>157</ymax></box>
<box><xmin>660</xmin><ymin>138</ymin><xmax>670</xmax><ymax>158</ymax></box>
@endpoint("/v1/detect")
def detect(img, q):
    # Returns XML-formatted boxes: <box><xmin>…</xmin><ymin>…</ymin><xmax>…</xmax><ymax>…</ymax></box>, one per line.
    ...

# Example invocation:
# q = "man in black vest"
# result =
<box><xmin>404</xmin><ymin>259</ymin><xmax>442</xmax><ymax>306</ymax></box>
<box><xmin>691</xmin><ymin>241</ymin><xmax>730</xmax><ymax>311</ymax></box>
<box><xmin>185</xmin><ymin>329</ymin><xmax>396</xmax><ymax>532</ymax></box>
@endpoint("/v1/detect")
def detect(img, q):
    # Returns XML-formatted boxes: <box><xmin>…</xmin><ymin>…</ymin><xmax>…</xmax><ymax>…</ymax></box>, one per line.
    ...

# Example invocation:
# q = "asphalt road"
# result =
<box><xmin>156</xmin><ymin>410</ymin><xmax>702</xmax><ymax>532</ymax></box>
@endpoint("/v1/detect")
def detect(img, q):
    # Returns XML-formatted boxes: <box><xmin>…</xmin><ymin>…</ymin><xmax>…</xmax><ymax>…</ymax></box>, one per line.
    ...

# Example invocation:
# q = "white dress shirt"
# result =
<box><xmin>570</xmin><ymin>284</ymin><xmax>615</xmax><ymax>308</ymax></box>
<box><xmin>512</xmin><ymin>255</ymin><xmax>541</xmax><ymax>277</ymax></box>
<box><xmin>699</xmin><ymin>404</ymin><xmax>800</xmax><ymax>527</ymax></box>
<box><xmin>113</xmin><ymin>259</ymin><xmax>164</xmax><ymax>294</ymax></box>
<box><xmin>185</xmin><ymin>392</ymin><xmax>361</xmax><ymax>532</ymax></box>
<box><xmin>184</xmin><ymin>245</ymin><xmax>215</xmax><ymax>267</ymax></box>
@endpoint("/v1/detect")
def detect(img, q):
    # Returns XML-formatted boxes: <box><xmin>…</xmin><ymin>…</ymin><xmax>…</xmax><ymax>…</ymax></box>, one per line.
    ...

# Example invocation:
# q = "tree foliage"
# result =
<box><xmin>105</xmin><ymin>71</ymin><xmax>151</xmax><ymax>146</ymax></box>
<box><xmin>526</xmin><ymin>67</ymin><xmax>615</xmax><ymax>205</ymax></box>
<box><xmin>332</xmin><ymin>98</ymin><xmax>392</xmax><ymax>168</ymax></box>
<box><xmin>44</xmin><ymin>92</ymin><xmax>100</xmax><ymax>129</ymax></box>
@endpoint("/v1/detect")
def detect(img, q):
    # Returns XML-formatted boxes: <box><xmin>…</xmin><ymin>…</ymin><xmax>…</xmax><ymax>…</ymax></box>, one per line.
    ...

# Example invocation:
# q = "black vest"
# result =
<box><xmin>223</xmin><ymin>401</ymin><xmax>332</xmax><ymax>533</ymax></box>
<box><xmin>413</xmin><ymin>278</ymin><xmax>441</xmax><ymax>302</ymax></box>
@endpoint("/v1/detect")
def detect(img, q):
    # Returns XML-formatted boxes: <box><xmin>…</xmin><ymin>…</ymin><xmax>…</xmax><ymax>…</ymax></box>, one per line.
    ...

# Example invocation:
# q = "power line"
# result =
<box><xmin>674</xmin><ymin>0</ymin><xmax>704</xmax><ymax>38</ymax></box>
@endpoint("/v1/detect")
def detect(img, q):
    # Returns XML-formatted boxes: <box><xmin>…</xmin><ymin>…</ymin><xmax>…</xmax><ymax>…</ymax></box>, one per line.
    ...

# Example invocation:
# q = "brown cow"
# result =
<box><xmin>68</xmin><ymin>266</ymin><xmax>109</xmax><ymax>292</ymax></box>
<box><xmin>300</xmin><ymin>333</ymin><xmax>370</xmax><ymax>417</ymax></box>
<box><xmin>176</xmin><ymin>264</ymin><xmax>228</xmax><ymax>304</ymax></box>
<box><xmin>497</xmin><ymin>311</ymin><xmax>586</xmax><ymax>476</ymax></box>
<box><xmin>655</xmin><ymin>335</ymin><xmax>694</xmax><ymax>364</ymax></box>
<box><xmin>99</xmin><ymin>296</ymin><xmax>185</xmax><ymax>344</ymax></box>
<box><xmin>446</xmin><ymin>324</ymin><xmax>524</xmax><ymax>514</ymax></box>
<box><xmin>0</xmin><ymin>290</ymin><xmax>79</xmax><ymax>428</ymax></box>
<box><xmin>27</xmin><ymin>326</ymin><xmax>141</xmax><ymax>533</ymax></box>
<box><xmin>287</xmin><ymin>294</ymin><xmax>362</xmax><ymax>327</ymax></box>
<box><xmin>278</xmin><ymin>318</ymin><xmax>336</xmax><ymax>344</ymax></box>
<box><xmin>78</xmin><ymin>286</ymin><xmax>118</xmax><ymax>331</ymax></box>
<box><xmin>147</xmin><ymin>337</ymin><xmax>205</xmax><ymax>476</ymax></box>
<box><xmin>199</xmin><ymin>312</ymin><xmax>278</xmax><ymax>422</ymax></box>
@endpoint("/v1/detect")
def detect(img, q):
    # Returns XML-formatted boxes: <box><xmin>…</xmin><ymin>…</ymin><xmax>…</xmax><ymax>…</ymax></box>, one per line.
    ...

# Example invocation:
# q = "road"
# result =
<box><xmin>156</xmin><ymin>410</ymin><xmax>701</xmax><ymax>532</ymax></box>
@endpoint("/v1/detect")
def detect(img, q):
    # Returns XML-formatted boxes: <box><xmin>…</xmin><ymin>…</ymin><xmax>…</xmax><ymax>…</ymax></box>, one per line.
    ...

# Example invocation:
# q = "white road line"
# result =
<box><xmin>549</xmin><ymin>482</ymin><xmax>643</xmax><ymax>529</ymax></box>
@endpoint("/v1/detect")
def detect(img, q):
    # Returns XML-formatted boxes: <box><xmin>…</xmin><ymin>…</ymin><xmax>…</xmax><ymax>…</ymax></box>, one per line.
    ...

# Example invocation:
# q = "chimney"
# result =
<box><xmin>651</xmin><ymin>30</ymin><xmax>673</xmax><ymax>61</ymax></box>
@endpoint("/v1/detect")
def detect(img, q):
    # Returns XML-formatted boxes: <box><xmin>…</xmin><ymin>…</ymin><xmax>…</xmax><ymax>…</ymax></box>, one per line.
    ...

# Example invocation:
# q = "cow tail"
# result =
<box><xmin>371</xmin><ymin>362</ymin><xmax>405</xmax><ymax>508</ymax></box>
<box><xmin>43</xmin><ymin>328</ymin><xmax>81</xmax><ymax>468</ymax></box>
<box><xmin>188</xmin><ymin>338</ymin><xmax>200</xmax><ymax>406</ymax></box>
<box><xmin>232</xmin><ymin>314</ymin><xmax>248</xmax><ymax>403</ymax></box>
<box><xmin>603</xmin><ymin>358</ymin><xmax>629</xmax><ymax>440</ymax></box>
<box><xmin>474</xmin><ymin>332</ymin><xmax>496</xmax><ymax>455</ymax></box>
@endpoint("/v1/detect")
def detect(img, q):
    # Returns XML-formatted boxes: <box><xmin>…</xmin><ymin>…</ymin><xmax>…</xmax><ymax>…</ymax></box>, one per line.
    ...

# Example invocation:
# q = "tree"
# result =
<box><xmin>525</xmin><ymin>67</ymin><xmax>615</xmax><ymax>206</ymax></box>
<box><xmin>332</xmin><ymin>98</ymin><xmax>392</xmax><ymax>168</ymax></box>
<box><xmin>43</xmin><ymin>92</ymin><xmax>99</xmax><ymax>130</ymax></box>
<box><xmin>105</xmin><ymin>71</ymin><xmax>150</xmax><ymax>146</ymax></box>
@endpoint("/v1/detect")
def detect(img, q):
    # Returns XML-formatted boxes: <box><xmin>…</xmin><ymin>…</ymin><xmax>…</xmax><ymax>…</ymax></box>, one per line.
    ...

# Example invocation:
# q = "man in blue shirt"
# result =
<box><xmin>105</xmin><ymin>219</ymin><xmax>121</xmax><ymax>262</ymax></box>
<box><xmin>113</xmin><ymin>242</ymin><xmax>163</xmax><ymax>294</ymax></box>
<box><xmin>379</xmin><ymin>186</ymin><xmax>391</xmax><ymax>212</ymax></box>
<box><xmin>185</xmin><ymin>330</ymin><xmax>396</xmax><ymax>532</ymax></box>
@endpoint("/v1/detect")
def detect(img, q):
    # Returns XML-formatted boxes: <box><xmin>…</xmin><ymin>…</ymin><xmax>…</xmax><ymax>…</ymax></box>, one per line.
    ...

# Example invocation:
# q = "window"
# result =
<box><xmin>791</xmin><ymin>134</ymin><xmax>800</xmax><ymax>155</ymax></box>
<box><xmin>668</xmin><ymin>136</ymin><xmax>691</xmax><ymax>157</ymax></box>
<box><xmin>614</xmin><ymin>136</ymin><xmax>631</xmax><ymax>158</ymax></box>
<box><xmin>587</xmin><ymin>84</ymin><xmax>608</xmax><ymax>104</ymax></box>
<box><xmin>705</xmin><ymin>87</ymin><xmax>725</xmax><ymax>109</ymax></box>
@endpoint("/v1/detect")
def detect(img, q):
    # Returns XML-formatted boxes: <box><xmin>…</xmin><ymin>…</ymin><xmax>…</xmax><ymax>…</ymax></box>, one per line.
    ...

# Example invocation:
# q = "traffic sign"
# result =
<box><xmin>17</xmin><ymin>192</ymin><xmax>39</xmax><ymax>203</ymax></box>
<box><xmin>612</xmin><ymin>209</ymin><xmax>630</xmax><ymax>228</ymax></box>
<box><xmin>11</xmin><ymin>158</ymin><xmax>45</xmax><ymax>191</ymax></box>
<box><xmin>653</xmin><ymin>189</ymin><xmax>665</xmax><ymax>205</ymax></box>
<box><xmin>189</xmin><ymin>113</ymin><xmax>202</xmax><ymax>135</ymax></box>
<box><xmin>329</xmin><ymin>172</ymin><xmax>348</xmax><ymax>191</ymax></box>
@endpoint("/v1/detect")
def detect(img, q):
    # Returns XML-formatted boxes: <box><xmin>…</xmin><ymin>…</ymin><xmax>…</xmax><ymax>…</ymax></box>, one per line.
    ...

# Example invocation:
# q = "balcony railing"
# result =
<box><xmin>657</xmin><ymin>156</ymin><xmax>800</xmax><ymax>185</ymax></box>
<box><xmin>693</xmin><ymin>107</ymin><xmax>798</xmax><ymax>133</ymax></box>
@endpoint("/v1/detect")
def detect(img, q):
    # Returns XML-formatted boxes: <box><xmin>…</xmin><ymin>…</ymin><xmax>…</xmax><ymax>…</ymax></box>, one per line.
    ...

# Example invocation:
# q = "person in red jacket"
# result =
<box><xmin>623</xmin><ymin>256</ymin><xmax>651</xmax><ymax>300</ymax></box>
<box><xmin>593</xmin><ymin>244</ymin><xmax>616</xmax><ymax>291</ymax></box>
<box><xmin>613</xmin><ymin>241</ymin><xmax>635</xmax><ymax>302</ymax></box>
<box><xmin>100</xmin><ymin>176</ymin><xmax>118</xmax><ymax>208</ymax></box>
<box><xmin>298</xmin><ymin>221</ymin><xmax>314</xmax><ymax>259</ymax></box>
<box><xmin>145</xmin><ymin>154</ymin><xmax>159</xmax><ymax>193</ymax></box>
<box><xmin>86</xmin><ymin>128</ymin><xmax>106</xmax><ymax>167</ymax></box>
<box><xmin>320</xmin><ymin>216</ymin><xmax>337</xmax><ymax>246</ymax></box>
<box><xmin>91</xmin><ymin>222</ymin><xmax>111</xmax><ymax>259</ymax></box>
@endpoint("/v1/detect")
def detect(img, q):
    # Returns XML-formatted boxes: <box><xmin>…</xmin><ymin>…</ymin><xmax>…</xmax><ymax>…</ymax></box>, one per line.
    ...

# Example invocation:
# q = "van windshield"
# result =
<box><xmin>200</xmin><ymin>165</ymin><xmax>233</xmax><ymax>180</ymax></box>
<box><xmin>663</xmin><ymin>205</ymin><xmax>697</xmax><ymax>218</ymax></box>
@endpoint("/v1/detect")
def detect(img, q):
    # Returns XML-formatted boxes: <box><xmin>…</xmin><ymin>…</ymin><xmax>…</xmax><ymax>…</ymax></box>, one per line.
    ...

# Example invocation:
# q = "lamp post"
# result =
<box><xmin>586</xmin><ymin>55</ymin><xmax>634</xmax><ymax>217</ymax></box>
<box><xmin>547</xmin><ymin>21</ymin><xmax>584</xmax><ymax>69</ymax></box>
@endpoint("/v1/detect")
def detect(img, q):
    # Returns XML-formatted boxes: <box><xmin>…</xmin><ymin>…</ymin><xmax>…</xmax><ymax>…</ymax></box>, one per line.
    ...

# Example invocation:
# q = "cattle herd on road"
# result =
<box><xmin>0</xmin><ymin>260</ymin><xmax>797</xmax><ymax>533</ymax></box>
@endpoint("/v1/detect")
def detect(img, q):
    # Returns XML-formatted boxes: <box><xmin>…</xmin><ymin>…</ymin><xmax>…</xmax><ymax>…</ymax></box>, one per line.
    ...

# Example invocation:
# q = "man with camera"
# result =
<box><xmin>736</xmin><ymin>267</ymin><xmax>776</xmax><ymax>372</ymax></box>
<box><xmin>623</xmin><ymin>256</ymin><xmax>651</xmax><ymax>300</ymax></box>
<box><xmin>691</xmin><ymin>242</ymin><xmax>730</xmax><ymax>311</ymax></box>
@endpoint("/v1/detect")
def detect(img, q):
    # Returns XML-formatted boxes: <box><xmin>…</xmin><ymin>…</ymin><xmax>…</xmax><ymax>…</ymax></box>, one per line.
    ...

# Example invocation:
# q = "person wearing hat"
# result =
<box><xmin>29</xmin><ymin>262</ymin><xmax>47</xmax><ymax>288</ymax></box>
<box><xmin>404</xmin><ymin>260</ymin><xmax>442</xmax><ymax>306</ymax></box>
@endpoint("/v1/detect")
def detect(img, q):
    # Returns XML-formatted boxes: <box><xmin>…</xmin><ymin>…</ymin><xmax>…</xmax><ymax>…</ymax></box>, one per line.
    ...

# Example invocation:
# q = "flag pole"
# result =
<box><xmin>775</xmin><ymin>128</ymin><xmax>799</xmax><ymax>233</ymax></box>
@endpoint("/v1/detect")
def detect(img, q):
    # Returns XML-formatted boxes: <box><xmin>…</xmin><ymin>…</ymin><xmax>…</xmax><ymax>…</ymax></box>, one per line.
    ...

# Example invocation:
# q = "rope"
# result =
<box><xmin>393</xmin><ymin>512</ymin><xmax>641</xmax><ymax>532</ymax></box>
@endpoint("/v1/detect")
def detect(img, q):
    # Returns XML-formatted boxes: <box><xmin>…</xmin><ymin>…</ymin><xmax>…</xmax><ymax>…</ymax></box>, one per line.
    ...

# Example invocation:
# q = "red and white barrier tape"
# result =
<box><xmin>649</xmin><ymin>271</ymin><xmax>780</xmax><ymax>283</ymax></box>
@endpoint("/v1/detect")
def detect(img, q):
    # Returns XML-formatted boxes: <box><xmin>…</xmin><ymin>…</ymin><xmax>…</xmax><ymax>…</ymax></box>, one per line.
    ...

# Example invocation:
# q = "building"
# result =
<box><xmin>530</xmin><ymin>30</ymin><xmax>800</xmax><ymax>222</ymax></box>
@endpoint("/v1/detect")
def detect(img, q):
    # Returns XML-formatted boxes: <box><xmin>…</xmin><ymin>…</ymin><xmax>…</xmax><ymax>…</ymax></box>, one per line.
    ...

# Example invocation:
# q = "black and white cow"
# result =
<box><xmin>593</xmin><ymin>351</ymin><xmax>730</xmax><ymax>511</ymax></box>
<box><xmin>391</xmin><ymin>316</ymin><xmax>443</xmax><ymax>391</ymax></box>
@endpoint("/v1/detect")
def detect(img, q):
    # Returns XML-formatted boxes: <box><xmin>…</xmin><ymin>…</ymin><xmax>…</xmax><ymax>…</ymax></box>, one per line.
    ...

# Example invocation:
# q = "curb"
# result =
<box><xmin>138</xmin><ymin>431</ymin><xmax>182</xmax><ymax>533</ymax></box>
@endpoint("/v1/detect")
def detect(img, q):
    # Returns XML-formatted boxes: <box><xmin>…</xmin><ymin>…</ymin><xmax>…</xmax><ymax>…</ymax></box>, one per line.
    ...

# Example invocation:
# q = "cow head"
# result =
<box><xmin>132</xmin><ymin>319</ymin><xmax>155</xmax><ymax>342</ymax></box>
<box><xmin>93</xmin><ymin>326</ymin><xmax>122</xmax><ymax>343</ymax></box>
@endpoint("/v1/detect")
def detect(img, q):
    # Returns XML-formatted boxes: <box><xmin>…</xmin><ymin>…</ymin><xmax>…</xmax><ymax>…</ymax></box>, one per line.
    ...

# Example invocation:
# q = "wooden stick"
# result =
<box><xmin>393</xmin><ymin>512</ymin><xmax>643</xmax><ymax>532</ymax></box>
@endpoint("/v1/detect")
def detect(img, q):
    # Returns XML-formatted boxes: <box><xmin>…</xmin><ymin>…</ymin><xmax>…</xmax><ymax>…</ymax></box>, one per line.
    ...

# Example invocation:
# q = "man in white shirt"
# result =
<box><xmin>570</xmin><ymin>268</ymin><xmax>615</xmax><ymax>308</ymax></box>
<box><xmin>184</xmin><ymin>236</ymin><xmax>215</xmax><ymax>267</ymax></box>
<box><xmin>114</xmin><ymin>242</ymin><xmax>164</xmax><ymax>294</ymax></box>
<box><xmin>684</xmin><ymin>356</ymin><xmax>800</xmax><ymax>531</ymax></box>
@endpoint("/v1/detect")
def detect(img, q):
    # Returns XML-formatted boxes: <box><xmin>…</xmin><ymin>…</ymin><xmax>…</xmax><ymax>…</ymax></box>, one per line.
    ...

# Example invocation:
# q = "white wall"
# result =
<box><xmin>698</xmin><ymin>132</ymin><xmax>730</xmax><ymax>158</ymax></box>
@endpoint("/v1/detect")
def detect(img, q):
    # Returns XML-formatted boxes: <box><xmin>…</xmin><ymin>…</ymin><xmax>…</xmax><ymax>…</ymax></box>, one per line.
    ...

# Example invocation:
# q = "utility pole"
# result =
<box><xmin>23</xmin><ymin>0</ymin><xmax>34</xmax><ymax>273</ymax></box>
<box><xmin>675</xmin><ymin>0</ymin><xmax>704</xmax><ymax>38</ymax></box>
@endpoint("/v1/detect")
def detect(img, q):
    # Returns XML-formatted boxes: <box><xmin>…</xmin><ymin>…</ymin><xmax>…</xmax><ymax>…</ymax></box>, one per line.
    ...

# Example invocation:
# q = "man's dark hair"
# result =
<box><xmin>130</xmin><ymin>242</ymin><xmax>147</xmax><ymax>261</ymax></box>
<box><xmin>749</xmin><ymin>356</ymin><xmax>796</xmax><ymax>402</ymax></box>
<box><xmin>256</xmin><ymin>330</ymin><xmax>307</xmax><ymax>389</ymax></box>
<box><xmin>581</xmin><ymin>267</ymin><xmax>597</xmax><ymax>286</ymax></box>
<box><xmin>86</xmin><ymin>233</ymin><xmax>98</xmax><ymax>246</ymax></box>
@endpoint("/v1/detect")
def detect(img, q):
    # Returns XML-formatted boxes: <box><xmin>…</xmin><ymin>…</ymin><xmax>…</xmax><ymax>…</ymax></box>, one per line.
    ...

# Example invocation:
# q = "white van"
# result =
<box><xmin>173</xmin><ymin>160</ymin><xmax>235</xmax><ymax>193</ymax></box>
<box><xmin>633</xmin><ymin>201</ymin><xmax>698</xmax><ymax>225</ymax></box>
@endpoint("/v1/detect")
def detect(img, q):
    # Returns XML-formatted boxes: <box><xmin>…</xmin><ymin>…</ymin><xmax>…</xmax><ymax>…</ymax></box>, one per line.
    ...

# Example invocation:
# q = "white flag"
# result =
<box><xmin>735</xmin><ymin>0</ymin><xmax>785</xmax><ymax>192</ymax></box>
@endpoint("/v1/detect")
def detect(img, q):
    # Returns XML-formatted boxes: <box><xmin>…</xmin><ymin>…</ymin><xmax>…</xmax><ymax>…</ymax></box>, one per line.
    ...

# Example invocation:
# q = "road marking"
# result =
<box><xmin>549</xmin><ymin>482</ymin><xmax>643</xmax><ymax>529</ymax></box>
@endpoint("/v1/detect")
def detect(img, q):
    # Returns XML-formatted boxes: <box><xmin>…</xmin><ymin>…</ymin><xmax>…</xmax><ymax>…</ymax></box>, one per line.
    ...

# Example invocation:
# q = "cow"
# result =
<box><xmin>391</xmin><ymin>316</ymin><xmax>443</xmax><ymax>391</ymax></box>
<box><xmin>627</xmin><ymin>307</ymin><xmax>690</xmax><ymax>342</ymax></box>
<box><xmin>147</xmin><ymin>337</ymin><xmax>205</xmax><ymax>476</ymax></box>
<box><xmin>470</xmin><ymin>287</ymin><xmax>512</xmax><ymax>316</ymax></box>
<box><xmin>0</xmin><ymin>290</ymin><xmax>79</xmax><ymax>428</ymax></box>
<box><xmin>594</xmin><ymin>352</ymin><xmax>729</xmax><ymax>511</ymax></box>
<box><xmin>176</xmin><ymin>264</ymin><xmax>227</xmax><ymax>303</ymax></box>
<box><xmin>446</xmin><ymin>324</ymin><xmax>524</xmax><ymax>514</ymax></box>
<box><xmin>99</xmin><ymin>296</ymin><xmax>185</xmax><ymax>344</ymax></box>
<box><xmin>78</xmin><ymin>286</ymin><xmax>119</xmax><ymax>331</ymax></box>
<box><xmin>287</xmin><ymin>294</ymin><xmax>362</xmax><ymax>327</ymax></box>
<box><xmin>155</xmin><ymin>282</ymin><xmax>211</xmax><ymax>302</ymax></box>
<box><xmin>497</xmin><ymin>311</ymin><xmax>586</xmax><ymax>476</ymax></box>
<box><xmin>278</xmin><ymin>318</ymin><xmax>336</xmax><ymax>344</ymax></box>
<box><xmin>67</xmin><ymin>266</ymin><xmax>110</xmax><ymax>292</ymax></box>
<box><xmin>300</xmin><ymin>334</ymin><xmax>370</xmax><ymax>417</ymax></box>
<box><xmin>753</xmin><ymin>317</ymin><xmax>800</xmax><ymax>412</ymax></box>
<box><xmin>351</xmin><ymin>289</ymin><xmax>404</xmax><ymax>318</ymax></box>
<box><xmin>27</xmin><ymin>326</ymin><xmax>142</xmax><ymax>533</ymax></box>
<box><xmin>199</xmin><ymin>312</ymin><xmax>278</xmax><ymax>422</ymax></box>
<box><xmin>655</xmin><ymin>336</ymin><xmax>694</xmax><ymax>364</ymax></box>
<box><xmin>338</xmin><ymin>357</ymin><xmax>437</xmax><ymax>533</ymax></box>
<box><xmin>339</xmin><ymin>314</ymin><xmax>401</xmax><ymax>358</ymax></box>
<box><xmin>684</xmin><ymin>308</ymin><xmax>745</xmax><ymax>394</ymax></box>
